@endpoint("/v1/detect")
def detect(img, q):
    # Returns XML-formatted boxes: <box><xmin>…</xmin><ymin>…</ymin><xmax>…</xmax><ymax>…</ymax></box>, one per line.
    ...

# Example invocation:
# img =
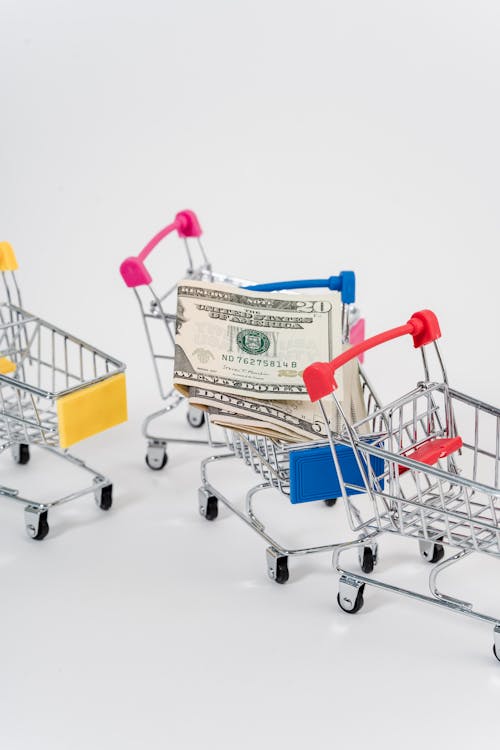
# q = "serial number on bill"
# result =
<box><xmin>222</xmin><ymin>355</ymin><xmax>298</xmax><ymax>368</ymax></box>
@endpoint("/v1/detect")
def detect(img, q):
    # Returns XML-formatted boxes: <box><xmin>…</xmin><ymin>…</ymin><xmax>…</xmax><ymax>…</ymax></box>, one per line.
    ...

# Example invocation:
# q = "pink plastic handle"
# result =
<box><xmin>303</xmin><ymin>310</ymin><xmax>441</xmax><ymax>402</ymax></box>
<box><xmin>120</xmin><ymin>210</ymin><xmax>202</xmax><ymax>287</ymax></box>
<box><xmin>349</xmin><ymin>317</ymin><xmax>365</xmax><ymax>362</ymax></box>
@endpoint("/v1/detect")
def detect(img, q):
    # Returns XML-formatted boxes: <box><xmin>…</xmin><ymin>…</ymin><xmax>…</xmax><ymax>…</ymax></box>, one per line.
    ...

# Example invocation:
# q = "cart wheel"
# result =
<box><xmin>187</xmin><ymin>407</ymin><xmax>205</xmax><ymax>429</ymax></box>
<box><xmin>13</xmin><ymin>443</ymin><xmax>30</xmax><ymax>465</ymax></box>
<box><xmin>266</xmin><ymin>555</ymin><xmax>289</xmax><ymax>585</ymax></box>
<box><xmin>493</xmin><ymin>644</ymin><xmax>500</xmax><ymax>662</ymax></box>
<box><xmin>337</xmin><ymin>583</ymin><xmax>365</xmax><ymax>614</ymax></box>
<box><xmin>324</xmin><ymin>498</ymin><xmax>337</xmax><ymax>507</ymax></box>
<box><xmin>266</xmin><ymin>547</ymin><xmax>289</xmax><ymax>584</ymax></box>
<box><xmin>429</xmin><ymin>543</ymin><xmax>445</xmax><ymax>564</ymax></box>
<box><xmin>145</xmin><ymin>447</ymin><xmax>168</xmax><ymax>470</ymax></box>
<box><xmin>198</xmin><ymin>487</ymin><xmax>218</xmax><ymax>521</ymax></box>
<box><xmin>419</xmin><ymin>539</ymin><xmax>445</xmax><ymax>564</ymax></box>
<box><xmin>204</xmin><ymin>496</ymin><xmax>218</xmax><ymax>521</ymax></box>
<box><xmin>274</xmin><ymin>557</ymin><xmax>289</xmax><ymax>584</ymax></box>
<box><xmin>360</xmin><ymin>547</ymin><xmax>375</xmax><ymax>574</ymax></box>
<box><xmin>201</xmin><ymin>495</ymin><xmax>218</xmax><ymax>521</ymax></box>
<box><xmin>25</xmin><ymin>508</ymin><xmax>49</xmax><ymax>541</ymax></box>
<box><xmin>96</xmin><ymin>484</ymin><xmax>113</xmax><ymax>511</ymax></box>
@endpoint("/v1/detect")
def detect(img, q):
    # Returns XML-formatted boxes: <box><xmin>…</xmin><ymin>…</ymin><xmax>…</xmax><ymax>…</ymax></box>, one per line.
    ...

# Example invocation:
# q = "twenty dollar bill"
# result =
<box><xmin>173</xmin><ymin>280</ymin><xmax>343</xmax><ymax>401</ymax></box>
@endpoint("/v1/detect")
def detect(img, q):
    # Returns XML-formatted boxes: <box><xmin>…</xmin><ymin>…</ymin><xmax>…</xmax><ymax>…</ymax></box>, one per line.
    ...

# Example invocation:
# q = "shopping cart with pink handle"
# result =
<box><xmin>120</xmin><ymin>209</ymin><xmax>365</xmax><ymax>470</ymax></box>
<box><xmin>303</xmin><ymin>310</ymin><xmax>500</xmax><ymax>660</ymax></box>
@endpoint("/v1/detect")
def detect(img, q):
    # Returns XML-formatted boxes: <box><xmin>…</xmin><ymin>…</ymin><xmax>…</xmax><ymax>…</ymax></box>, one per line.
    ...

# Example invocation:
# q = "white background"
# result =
<box><xmin>1</xmin><ymin>1</ymin><xmax>500</xmax><ymax>748</ymax></box>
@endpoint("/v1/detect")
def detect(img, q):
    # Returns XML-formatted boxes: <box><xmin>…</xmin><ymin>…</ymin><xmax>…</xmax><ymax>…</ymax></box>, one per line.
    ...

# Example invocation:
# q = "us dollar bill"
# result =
<box><xmin>188</xmin><ymin>387</ymin><xmax>335</xmax><ymax>442</ymax></box>
<box><xmin>174</xmin><ymin>280</ymin><xmax>343</xmax><ymax>401</ymax></box>
<box><xmin>189</xmin><ymin>352</ymin><xmax>368</xmax><ymax>443</ymax></box>
<box><xmin>207</xmin><ymin>408</ymin><xmax>303</xmax><ymax>443</ymax></box>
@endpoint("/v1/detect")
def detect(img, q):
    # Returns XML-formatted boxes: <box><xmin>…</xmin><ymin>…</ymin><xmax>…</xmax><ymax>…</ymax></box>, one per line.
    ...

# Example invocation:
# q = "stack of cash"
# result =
<box><xmin>173</xmin><ymin>280</ymin><xmax>366</xmax><ymax>443</ymax></box>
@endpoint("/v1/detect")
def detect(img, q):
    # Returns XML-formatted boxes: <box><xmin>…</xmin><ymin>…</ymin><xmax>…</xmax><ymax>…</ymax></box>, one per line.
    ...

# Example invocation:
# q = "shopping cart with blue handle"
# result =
<box><xmin>196</xmin><ymin>272</ymin><xmax>379</xmax><ymax>584</ymax></box>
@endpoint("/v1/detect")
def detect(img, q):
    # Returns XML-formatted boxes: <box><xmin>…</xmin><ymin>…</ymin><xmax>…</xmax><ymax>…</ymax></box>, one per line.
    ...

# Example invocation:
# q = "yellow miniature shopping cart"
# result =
<box><xmin>0</xmin><ymin>241</ymin><xmax>127</xmax><ymax>539</ymax></box>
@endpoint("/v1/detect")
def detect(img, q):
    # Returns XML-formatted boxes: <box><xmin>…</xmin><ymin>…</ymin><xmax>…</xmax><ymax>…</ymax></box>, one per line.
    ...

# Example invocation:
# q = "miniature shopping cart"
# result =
<box><xmin>120</xmin><ymin>209</ymin><xmax>365</xmax><ymax>470</ymax></box>
<box><xmin>197</xmin><ymin>274</ymin><xmax>378</xmax><ymax>585</ymax></box>
<box><xmin>0</xmin><ymin>241</ymin><xmax>127</xmax><ymax>539</ymax></box>
<box><xmin>303</xmin><ymin>310</ymin><xmax>500</xmax><ymax>660</ymax></box>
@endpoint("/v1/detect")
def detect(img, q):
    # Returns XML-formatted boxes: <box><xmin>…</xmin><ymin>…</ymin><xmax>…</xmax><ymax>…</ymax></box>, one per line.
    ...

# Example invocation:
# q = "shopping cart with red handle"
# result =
<box><xmin>120</xmin><ymin>209</ymin><xmax>365</xmax><ymax>470</ymax></box>
<box><xmin>303</xmin><ymin>311</ymin><xmax>500</xmax><ymax>660</ymax></box>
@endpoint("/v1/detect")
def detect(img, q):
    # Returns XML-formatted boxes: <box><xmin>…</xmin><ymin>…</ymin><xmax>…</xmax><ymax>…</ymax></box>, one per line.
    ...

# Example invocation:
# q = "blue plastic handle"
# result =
<box><xmin>244</xmin><ymin>271</ymin><xmax>355</xmax><ymax>304</ymax></box>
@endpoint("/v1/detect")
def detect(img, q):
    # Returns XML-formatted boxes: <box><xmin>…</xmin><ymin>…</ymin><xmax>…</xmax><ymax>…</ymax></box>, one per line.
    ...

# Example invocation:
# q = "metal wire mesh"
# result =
<box><xmin>0</xmin><ymin>303</ymin><xmax>124</xmax><ymax>448</ymax></box>
<box><xmin>329</xmin><ymin>384</ymin><xmax>500</xmax><ymax>557</ymax></box>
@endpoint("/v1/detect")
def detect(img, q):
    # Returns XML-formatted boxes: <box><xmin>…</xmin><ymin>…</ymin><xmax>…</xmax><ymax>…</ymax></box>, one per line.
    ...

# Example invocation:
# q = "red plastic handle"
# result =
<box><xmin>303</xmin><ymin>310</ymin><xmax>441</xmax><ymax>402</ymax></box>
<box><xmin>120</xmin><ymin>210</ymin><xmax>202</xmax><ymax>288</ymax></box>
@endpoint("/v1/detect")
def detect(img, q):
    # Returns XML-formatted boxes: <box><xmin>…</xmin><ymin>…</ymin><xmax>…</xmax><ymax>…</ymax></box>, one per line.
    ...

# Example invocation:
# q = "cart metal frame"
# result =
<box><xmin>196</xmin><ymin>273</ymin><xmax>372</xmax><ymax>584</ymax></box>
<box><xmin>120</xmin><ymin>209</ymin><xmax>362</xmax><ymax>471</ymax></box>
<box><xmin>0</xmin><ymin>242</ymin><xmax>126</xmax><ymax>539</ymax></box>
<box><xmin>303</xmin><ymin>310</ymin><xmax>500</xmax><ymax>659</ymax></box>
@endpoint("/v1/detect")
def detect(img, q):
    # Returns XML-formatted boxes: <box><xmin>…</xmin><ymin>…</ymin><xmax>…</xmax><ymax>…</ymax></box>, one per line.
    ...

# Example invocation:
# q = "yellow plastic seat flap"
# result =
<box><xmin>0</xmin><ymin>357</ymin><xmax>16</xmax><ymax>374</ymax></box>
<box><xmin>57</xmin><ymin>372</ymin><xmax>127</xmax><ymax>448</ymax></box>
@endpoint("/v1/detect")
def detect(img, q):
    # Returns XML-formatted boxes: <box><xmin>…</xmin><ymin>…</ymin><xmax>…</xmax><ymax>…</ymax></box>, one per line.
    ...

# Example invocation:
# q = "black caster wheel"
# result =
<box><xmin>33</xmin><ymin>514</ymin><xmax>49</xmax><ymax>540</ymax></box>
<box><xmin>97</xmin><ymin>484</ymin><xmax>113</xmax><ymax>511</ymax></box>
<box><xmin>204</xmin><ymin>496</ymin><xmax>218</xmax><ymax>521</ymax></box>
<box><xmin>274</xmin><ymin>556</ymin><xmax>289</xmax><ymax>585</ymax></box>
<box><xmin>429</xmin><ymin>543</ymin><xmax>445</xmax><ymax>564</ymax></box>
<box><xmin>337</xmin><ymin>584</ymin><xmax>365</xmax><ymax>614</ymax></box>
<box><xmin>145</xmin><ymin>451</ymin><xmax>168</xmax><ymax>470</ymax></box>
<box><xmin>14</xmin><ymin>444</ymin><xmax>30</xmax><ymax>465</ymax></box>
<box><xmin>420</xmin><ymin>538</ymin><xmax>445</xmax><ymax>564</ymax></box>
<box><xmin>493</xmin><ymin>644</ymin><xmax>500</xmax><ymax>662</ymax></box>
<box><xmin>324</xmin><ymin>498</ymin><xmax>338</xmax><ymax>507</ymax></box>
<box><xmin>187</xmin><ymin>408</ymin><xmax>205</xmax><ymax>429</ymax></box>
<box><xmin>360</xmin><ymin>547</ymin><xmax>375</xmax><ymax>574</ymax></box>
<box><xmin>32</xmin><ymin>511</ymin><xmax>49</xmax><ymax>541</ymax></box>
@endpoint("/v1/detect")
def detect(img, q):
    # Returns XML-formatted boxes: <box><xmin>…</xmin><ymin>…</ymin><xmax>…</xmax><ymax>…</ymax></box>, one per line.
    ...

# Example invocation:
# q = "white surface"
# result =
<box><xmin>1</xmin><ymin>1</ymin><xmax>500</xmax><ymax>748</ymax></box>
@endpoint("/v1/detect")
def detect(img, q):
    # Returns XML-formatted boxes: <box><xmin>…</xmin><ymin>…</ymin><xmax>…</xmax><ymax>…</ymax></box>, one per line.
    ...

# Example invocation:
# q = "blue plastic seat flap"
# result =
<box><xmin>289</xmin><ymin>443</ymin><xmax>384</xmax><ymax>504</ymax></box>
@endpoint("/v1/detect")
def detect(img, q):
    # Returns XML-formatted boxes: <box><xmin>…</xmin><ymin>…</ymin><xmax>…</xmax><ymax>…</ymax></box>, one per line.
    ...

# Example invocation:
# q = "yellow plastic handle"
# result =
<box><xmin>0</xmin><ymin>242</ymin><xmax>19</xmax><ymax>271</ymax></box>
<box><xmin>0</xmin><ymin>357</ymin><xmax>16</xmax><ymax>374</ymax></box>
